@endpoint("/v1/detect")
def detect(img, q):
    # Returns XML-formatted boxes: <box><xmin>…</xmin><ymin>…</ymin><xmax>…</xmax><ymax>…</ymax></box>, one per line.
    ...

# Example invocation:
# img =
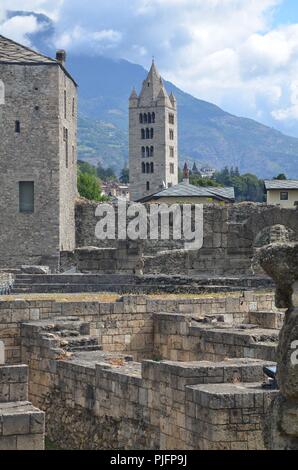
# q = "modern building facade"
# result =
<box><xmin>129</xmin><ymin>61</ymin><xmax>178</xmax><ymax>201</ymax></box>
<box><xmin>265</xmin><ymin>180</ymin><xmax>298</xmax><ymax>208</ymax></box>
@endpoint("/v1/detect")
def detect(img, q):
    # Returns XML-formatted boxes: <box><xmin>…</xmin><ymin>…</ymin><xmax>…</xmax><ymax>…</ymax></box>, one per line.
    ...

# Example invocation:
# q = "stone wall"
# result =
<box><xmin>0</xmin><ymin>364</ymin><xmax>45</xmax><ymax>450</ymax></box>
<box><xmin>75</xmin><ymin>201</ymin><xmax>298</xmax><ymax>276</ymax></box>
<box><xmin>0</xmin><ymin>292</ymin><xmax>277</xmax><ymax>364</ymax></box>
<box><xmin>19</xmin><ymin>317</ymin><xmax>276</xmax><ymax>450</ymax></box>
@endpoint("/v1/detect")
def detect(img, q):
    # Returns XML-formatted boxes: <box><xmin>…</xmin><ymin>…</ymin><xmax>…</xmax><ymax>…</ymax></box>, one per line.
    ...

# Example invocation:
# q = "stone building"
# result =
<box><xmin>129</xmin><ymin>61</ymin><xmax>178</xmax><ymax>201</ymax></box>
<box><xmin>0</xmin><ymin>36</ymin><xmax>77</xmax><ymax>269</ymax></box>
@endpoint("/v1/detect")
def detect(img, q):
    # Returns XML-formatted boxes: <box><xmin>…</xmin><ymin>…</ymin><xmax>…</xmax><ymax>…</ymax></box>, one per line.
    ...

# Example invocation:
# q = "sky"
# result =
<box><xmin>1</xmin><ymin>0</ymin><xmax>298</xmax><ymax>136</ymax></box>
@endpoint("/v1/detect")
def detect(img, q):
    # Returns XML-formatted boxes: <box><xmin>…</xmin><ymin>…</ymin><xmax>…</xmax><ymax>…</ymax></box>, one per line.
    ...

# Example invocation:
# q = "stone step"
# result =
<box><xmin>11</xmin><ymin>283</ymin><xmax>244</xmax><ymax>294</ymax></box>
<box><xmin>60</xmin><ymin>335</ymin><xmax>99</xmax><ymax>352</ymax></box>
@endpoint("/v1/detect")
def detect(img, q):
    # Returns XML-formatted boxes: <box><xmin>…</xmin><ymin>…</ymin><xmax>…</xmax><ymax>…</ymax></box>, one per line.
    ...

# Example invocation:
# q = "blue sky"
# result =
<box><xmin>273</xmin><ymin>0</ymin><xmax>298</xmax><ymax>25</ymax></box>
<box><xmin>0</xmin><ymin>0</ymin><xmax>298</xmax><ymax>137</ymax></box>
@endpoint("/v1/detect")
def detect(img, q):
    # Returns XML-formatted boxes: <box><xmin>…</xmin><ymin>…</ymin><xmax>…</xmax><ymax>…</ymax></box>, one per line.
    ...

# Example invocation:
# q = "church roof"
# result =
<box><xmin>0</xmin><ymin>35</ymin><xmax>56</xmax><ymax>64</ymax></box>
<box><xmin>138</xmin><ymin>182</ymin><xmax>235</xmax><ymax>203</ymax></box>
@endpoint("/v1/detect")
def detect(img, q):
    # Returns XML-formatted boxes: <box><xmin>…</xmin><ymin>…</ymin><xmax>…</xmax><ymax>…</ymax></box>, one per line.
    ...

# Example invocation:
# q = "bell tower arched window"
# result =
<box><xmin>144</xmin><ymin>113</ymin><xmax>148</xmax><ymax>124</ymax></box>
<box><xmin>151</xmin><ymin>128</ymin><xmax>154</xmax><ymax>139</ymax></box>
<box><xmin>146</xmin><ymin>147</ymin><xmax>150</xmax><ymax>158</ymax></box>
<box><xmin>142</xmin><ymin>147</ymin><xmax>145</xmax><ymax>158</ymax></box>
<box><xmin>146</xmin><ymin>128</ymin><xmax>150</xmax><ymax>139</ymax></box>
<box><xmin>152</xmin><ymin>112</ymin><xmax>155</xmax><ymax>123</ymax></box>
<box><xmin>139</xmin><ymin>113</ymin><xmax>143</xmax><ymax>123</ymax></box>
<box><xmin>150</xmin><ymin>146</ymin><xmax>154</xmax><ymax>157</ymax></box>
<box><xmin>141</xmin><ymin>129</ymin><xmax>145</xmax><ymax>139</ymax></box>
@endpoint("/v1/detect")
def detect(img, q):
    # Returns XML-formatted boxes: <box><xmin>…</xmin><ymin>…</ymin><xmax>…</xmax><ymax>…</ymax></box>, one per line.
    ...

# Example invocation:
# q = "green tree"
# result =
<box><xmin>274</xmin><ymin>173</ymin><xmax>287</xmax><ymax>180</ymax></box>
<box><xmin>97</xmin><ymin>163</ymin><xmax>117</xmax><ymax>181</ymax></box>
<box><xmin>78</xmin><ymin>160</ymin><xmax>97</xmax><ymax>176</ymax></box>
<box><xmin>120</xmin><ymin>165</ymin><xmax>129</xmax><ymax>184</ymax></box>
<box><xmin>78</xmin><ymin>172</ymin><xmax>104</xmax><ymax>201</ymax></box>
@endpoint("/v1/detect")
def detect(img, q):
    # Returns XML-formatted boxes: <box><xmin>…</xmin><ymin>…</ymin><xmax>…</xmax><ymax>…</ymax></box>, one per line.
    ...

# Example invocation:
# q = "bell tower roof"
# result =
<box><xmin>139</xmin><ymin>60</ymin><xmax>170</xmax><ymax>106</ymax></box>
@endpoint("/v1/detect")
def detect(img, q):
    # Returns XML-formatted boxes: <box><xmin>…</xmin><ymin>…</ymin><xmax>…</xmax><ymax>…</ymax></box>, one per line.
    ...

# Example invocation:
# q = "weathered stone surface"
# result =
<box><xmin>0</xmin><ymin>341</ymin><xmax>4</xmax><ymax>365</ymax></box>
<box><xmin>21</xmin><ymin>266</ymin><xmax>50</xmax><ymax>275</ymax></box>
<box><xmin>259</xmin><ymin>242</ymin><xmax>298</xmax><ymax>449</ymax></box>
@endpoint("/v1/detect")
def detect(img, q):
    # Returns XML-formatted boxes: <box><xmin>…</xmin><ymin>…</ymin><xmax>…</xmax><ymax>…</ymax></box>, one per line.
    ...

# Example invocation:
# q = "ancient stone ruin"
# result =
<box><xmin>258</xmin><ymin>243</ymin><xmax>298</xmax><ymax>449</ymax></box>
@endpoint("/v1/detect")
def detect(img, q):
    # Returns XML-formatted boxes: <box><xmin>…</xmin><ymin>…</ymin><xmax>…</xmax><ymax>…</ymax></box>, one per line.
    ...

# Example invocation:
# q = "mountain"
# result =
<box><xmin>68</xmin><ymin>55</ymin><xmax>298</xmax><ymax>178</ymax></box>
<box><xmin>6</xmin><ymin>11</ymin><xmax>298</xmax><ymax>177</ymax></box>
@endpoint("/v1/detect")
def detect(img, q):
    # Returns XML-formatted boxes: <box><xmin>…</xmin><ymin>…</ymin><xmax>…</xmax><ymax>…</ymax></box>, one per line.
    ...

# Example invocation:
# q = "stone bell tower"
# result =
<box><xmin>129</xmin><ymin>61</ymin><xmax>178</xmax><ymax>201</ymax></box>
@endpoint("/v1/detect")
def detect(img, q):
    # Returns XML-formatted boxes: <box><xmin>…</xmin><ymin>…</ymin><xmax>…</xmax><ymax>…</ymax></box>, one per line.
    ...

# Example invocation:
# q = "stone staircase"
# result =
<box><xmin>10</xmin><ymin>273</ymin><xmax>273</xmax><ymax>295</ymax></box>
<box><xmin>42</xmin><ymin>318</ymin><xmax>102</xmax><ymax>353</ymax></box>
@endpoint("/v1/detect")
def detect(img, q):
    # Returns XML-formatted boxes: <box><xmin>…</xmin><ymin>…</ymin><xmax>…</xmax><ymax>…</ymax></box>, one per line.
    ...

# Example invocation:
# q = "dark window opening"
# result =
<box><xmin>64</xmin><ymin>127</ymin><xmax>69</xmax><ymax>168</ymax></box>
<box><xmin>150</xmin><ymin>128</ymin><xmax>154</xmax><ymax>139</ymax></box>
<box><xmin>64</xmin><ymin>90</ymin><xmax>67</xmax><ymax>119</ymax></box>
<box><xmin>146</xmin><ymin>182</ymin><xmax>150</xmax><ymax>191</ymax></box>
<box><xmin>280</xmin><ymin>191</ymin><xmax>289</xmax><ymax>201</ymax></box>
<box><xmin>142</xmin><ymin>146</ymin><xmax>145</xmax><ymax>158</ymax></box>
<box><xmin>152</xmin><ymin>112</ymin><xmax>155</xmax><ymax>123</ymax></box>
<box><xmin>19</xmin><ymin>181</ymin><xmax>34</xmax><ymax>213</ymax></box>
<box><xmin>139</xmin><ymin>114</ymin><xmax>143</xmax><ymax>124</ymax></box>
<box><xmin>150</xmin><ymin>162</ymin><xmax>154</xmax><ymax>173</ymax></box>
<box><xmin>150</xmin><ymin>146</ymin><xmax>154</xmax><ymax>157</ymax></box>
<box><xmin>142</xmin><ymin>162</ymin><xmax>146</xmax><ymax>173</ymax></box>
<box><xmin>141</xmin><ymin>129</ymin><xmax>145</xmax><ymax>139</ymax></box>
<box><xmin>15</xmin><ymin>121</ymin><xmax>20</xmax><ymax>133</ymax></box>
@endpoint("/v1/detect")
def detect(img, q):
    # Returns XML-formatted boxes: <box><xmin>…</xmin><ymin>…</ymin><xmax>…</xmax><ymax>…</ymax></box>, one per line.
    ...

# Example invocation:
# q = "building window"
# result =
<box><xmin>144</xmin><ymin>113</ymin><xmax>148</xmax><ymax>124</ymax></box>
<box><xmin>19</xmin><ymin>181</ymin><xmax>34</xmax><ymax>213</ymax></box>
<box><xmin>0</xmin><ymin>79</ymin><xmax>5</xmax><ymax>105</ymax></box>
<box><xmin>280</xmin><ymin>191</ymin><xmax>289</xmax><ymax>201</ymax></box>
<box><xmin>141</xmin><ymin>129</ymin><xmax>145</xmax><ymax>139</ymax></box>
<box><xmin>72</xmin><ymin>98</ymin><xmax>75</xmax><ymax>117</ymax></box>
<box><xmin>146</xmin><ymin>146</ymin><xmax>150</xmax><ymax>158</ymax></box>
<box><xmin>170</xmin><ymin>147</ymin><xmax>174</xmax><ymax>157</ymax></box>
<box><xmin>142</xmin><ymin>146</ymin><xmax>145</xmax><ymax>158</ymax></box>
<box><xmin>146</xmin><ymin>182</ymin><xmax>150</xmax><ymax>191</ymax></box>
<box><xmin>169</xmin><ymin>113</ymin><xmax>175</xmax><ymax>125</ymax></box>
<box><xmin>146</xmin><ymin>162</ymin><xmax>150</xmax><ymax>174</ymax></box>
<box><xmin>169</xmin><ymin>129</ymin><xmax>174</xmax><ymax>140</ymax></box>
<box><xmin>146</xmin><ymin>128</ymin><xmax>150</xmax><ymax>139</ymax></box>
<box><xmin>152</xmin><ymin>112</ymin><xmax>155</xmax><ymax>123</ymax></box>
<box><xmin>139</xmin><ymin>114</ymin><xmax>143</xmax><ymax>124</ymax></box>
<box><xmin>150</xmin><ymin>162</ymin><xmax>154</xmax><ymax>173</ymax></box>
<box><xmin>15</xmin><ymin>121</ymin><xmax>20</xmax><ymax>133</ymax></box>
<box><xmin>63</xmin><ymin>127</ymin><xmax>68</xmax><ymax>168</ymax></box>
<box><xmin>148</xmin><ymin>113</ymin><xmax>152</xmax><ymax>124</ymax></box>
<box><xmin>64</xmin><ymin>90</ymin><xmax>67</xmax><ymax>119</ymax></box>
<box><xmin>151</xmin><ymin>128</ymin><xmax>154</xmax><ymax>139</ymax></box>
<box><xmin>170</xmin><ymin>163</ymin><xmax>175</xmax><ymax>174</ymax></box>
<box><xmin>142</xmin><ymin>162</ymin><xmax>146</xmax><ymax>173</ymax></box>
<box><xmin>150</xmin><ymin>146</ymin><xmax>154</xmax><ymax>157</ymax></box>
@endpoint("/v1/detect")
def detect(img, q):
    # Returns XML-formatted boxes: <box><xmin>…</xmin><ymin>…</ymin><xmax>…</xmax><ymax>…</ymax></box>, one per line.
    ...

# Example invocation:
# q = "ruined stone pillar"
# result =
<box><xmin>259</xmin><ymin>243</ymin><xmax>298</xmax><ymax>449</ymax></box>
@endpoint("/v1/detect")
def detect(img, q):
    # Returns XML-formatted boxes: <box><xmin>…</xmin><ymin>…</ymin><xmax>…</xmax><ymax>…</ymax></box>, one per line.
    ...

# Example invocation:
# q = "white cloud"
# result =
<box><xmin>1</xmin><ymin>0</ymin><xmax>298</xmax><ymax>134</ymax></box>
<box><xmin>0</xmin><ymin>15</ymin><xmax>42</xmax><ymax>46</ymax></box>
<box><xmin>56</xmin><ymin>26</ymin><xmax>122</xmax><ymax>53</ymax></box>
